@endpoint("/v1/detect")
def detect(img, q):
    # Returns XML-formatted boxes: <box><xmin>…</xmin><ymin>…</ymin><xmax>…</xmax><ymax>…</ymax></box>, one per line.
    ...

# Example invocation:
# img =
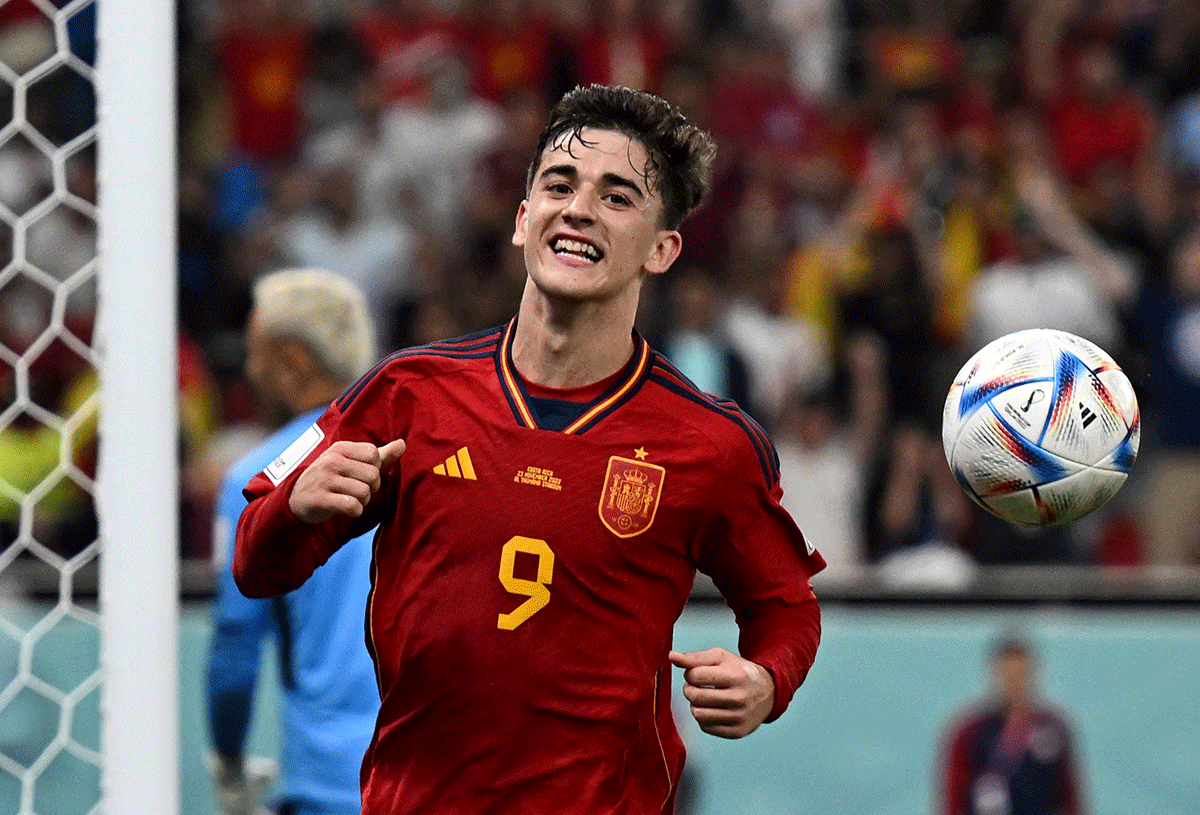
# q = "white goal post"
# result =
<box><xmin>96</xmin><ymin>1</ymin><xmax>178</xmax><ymax>814</ymax></box>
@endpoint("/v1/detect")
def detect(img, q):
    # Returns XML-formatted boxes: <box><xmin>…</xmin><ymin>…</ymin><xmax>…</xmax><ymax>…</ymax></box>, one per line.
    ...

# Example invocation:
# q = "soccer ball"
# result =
<box><xmin>942</xmin><ymin>329</ymin><xmax>1140</xmax><ymax>526</ymax></box>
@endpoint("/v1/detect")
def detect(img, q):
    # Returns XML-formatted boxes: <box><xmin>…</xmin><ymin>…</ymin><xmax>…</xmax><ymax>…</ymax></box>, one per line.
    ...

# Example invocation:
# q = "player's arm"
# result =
<box><xmin>207</xmin><ymin>469</ymin><xmax>269</xmax><ymax>755</ymax></box>
<box><xmin>206</xmin><ymin>468</ymin><xmax>274</xmax><ymax>815</ymax></box>
<box><xmin>940</xmin><ymin>715</ymin><xmax>977</xmax><ymax>815</ymax></box>
<box><xmin>1014</xmin><ymin>160</ymin><xmax>1137</xmax><ymax>304</ymax></box>
<box><xmin>233</xmin><ymin>437</ymin><xmax>403</xmax><ymax>598</ymax></box>
<box><xmin>688</xmin><ymin>437</ymin><xmax>826</xmax><ymax>736</ymax></box>
<box><xmin>1055</xmin><ymin>716</ymin><xmax>1086</xmax><ymax>815</ymax></box>
<box><xmin>234</xmin><ymin>358</ymin><xmax>414</xmax><ymax>597</ymax></box>
<box><xmin>233</xmin><ymin>358</ymin><xmax>411</xmax><ymax>597</ymax></box>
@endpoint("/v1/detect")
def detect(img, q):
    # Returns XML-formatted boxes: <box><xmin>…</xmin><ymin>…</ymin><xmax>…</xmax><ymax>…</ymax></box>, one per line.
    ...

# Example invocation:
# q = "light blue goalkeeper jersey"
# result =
<box><xmin>206</xmin><ymin>408</ymin><xmax>379</xmax><ymax>815</ymax></box>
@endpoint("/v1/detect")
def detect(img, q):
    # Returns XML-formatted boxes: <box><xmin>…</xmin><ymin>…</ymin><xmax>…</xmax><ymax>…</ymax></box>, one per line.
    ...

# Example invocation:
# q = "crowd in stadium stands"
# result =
<box><xmin>3</xmin><ymin>0</ymin><xmax>1200</xmax><ymax>582</ymax></box>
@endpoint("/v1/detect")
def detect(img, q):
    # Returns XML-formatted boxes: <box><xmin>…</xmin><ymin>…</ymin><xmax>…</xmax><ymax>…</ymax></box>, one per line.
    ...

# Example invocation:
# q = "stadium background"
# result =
<box><xmin>2</xmin><ymin>0</ymin><xmax>1200</xmax><ymax>811</ymax></box>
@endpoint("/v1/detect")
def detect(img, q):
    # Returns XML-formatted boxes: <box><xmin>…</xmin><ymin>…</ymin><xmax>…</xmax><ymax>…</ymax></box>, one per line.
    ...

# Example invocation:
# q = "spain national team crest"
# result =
<box><xmin>599</xmin><ymin>455</ymin><xmax>665</xmax><ymax>538</ymax></box>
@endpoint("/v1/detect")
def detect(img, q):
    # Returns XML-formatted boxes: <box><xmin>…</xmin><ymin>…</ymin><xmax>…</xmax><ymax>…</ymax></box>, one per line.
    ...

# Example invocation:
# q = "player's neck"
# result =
<box><xmin>511</xmin><ymin>289</ymin><xmax>638</xmax><ymax>389</ymax></box>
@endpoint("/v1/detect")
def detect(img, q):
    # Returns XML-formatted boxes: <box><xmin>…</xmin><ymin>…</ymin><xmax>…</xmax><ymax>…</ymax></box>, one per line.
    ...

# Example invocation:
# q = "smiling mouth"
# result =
<box><xmin>551</xmin><ymin>237</ymin><xmax>603</xmax><ymax>263</ymax></box>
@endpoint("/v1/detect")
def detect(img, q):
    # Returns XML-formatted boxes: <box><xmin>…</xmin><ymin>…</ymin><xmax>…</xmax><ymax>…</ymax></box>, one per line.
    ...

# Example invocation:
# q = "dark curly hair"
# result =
<box><xmin>525</xmin><ymin>84</ymin><xmax>716</xmax><ymax>230</ymax></box>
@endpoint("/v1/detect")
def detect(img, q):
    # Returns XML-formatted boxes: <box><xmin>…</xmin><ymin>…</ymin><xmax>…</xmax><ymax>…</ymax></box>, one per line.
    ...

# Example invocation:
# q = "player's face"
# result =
<box><xmin>244</xmin><ymin>312</ymin><xmax>289</xmax><ymax>421</ymax></box>
<box><xmin>993</xmin><ymin>650</ymin><xmax>1034</xmax><ymax>705</ymax></box>
<box><xmin>512</xmin><ymin>127</ymin><xmax>681</xmax><ymax>304</ymax></box>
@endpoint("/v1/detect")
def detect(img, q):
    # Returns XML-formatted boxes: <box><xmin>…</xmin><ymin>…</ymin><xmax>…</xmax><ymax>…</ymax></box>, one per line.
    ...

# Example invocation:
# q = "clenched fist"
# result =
<box><xmin>289</xmin><ymin>438</ymin><xmax>406</xmax><ymax>524</ymax></box>
<box><xmin>669</xmin><ymin>647</ymin><xmax>775</xmax><ymax>739</ymax></box>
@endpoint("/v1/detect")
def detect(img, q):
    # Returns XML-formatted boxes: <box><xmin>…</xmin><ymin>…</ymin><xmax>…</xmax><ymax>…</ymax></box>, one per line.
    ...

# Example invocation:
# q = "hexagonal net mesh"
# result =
<box><xmin>0</xmin><ymin>1</ymin><xmax>102</xmax><ymax>813</ymax></box>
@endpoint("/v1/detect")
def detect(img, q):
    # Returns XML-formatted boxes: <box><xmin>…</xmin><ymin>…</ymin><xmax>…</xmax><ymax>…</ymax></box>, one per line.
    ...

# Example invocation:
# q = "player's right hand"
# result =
<box><xmin>288</xmin><ymin>438</ymin><xmax>406</xmax><ymax>524</ymax></box>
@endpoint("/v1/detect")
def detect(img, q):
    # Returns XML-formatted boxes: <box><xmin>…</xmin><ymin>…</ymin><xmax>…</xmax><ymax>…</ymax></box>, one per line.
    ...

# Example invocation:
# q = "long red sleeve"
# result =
<box><xmin>233</xmin><ymin>473</ymin><xmax>331</xmax><ymax>598</ymax></box>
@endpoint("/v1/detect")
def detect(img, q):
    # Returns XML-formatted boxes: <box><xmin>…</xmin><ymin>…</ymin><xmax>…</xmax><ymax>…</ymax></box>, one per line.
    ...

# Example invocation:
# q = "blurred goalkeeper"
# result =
<box><xmin>206</xmin><ymin>269</ymin><xmax>380</xmax><ymax>815</ymax></box>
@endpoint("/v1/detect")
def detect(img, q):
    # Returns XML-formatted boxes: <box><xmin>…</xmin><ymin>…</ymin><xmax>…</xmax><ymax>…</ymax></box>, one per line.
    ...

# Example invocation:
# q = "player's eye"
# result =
<box><xmin>546</xmin><ymin>181</ymin><xmax>572</xmax><ymax>195</ymax></box>
<box><xmin>605</xmin><ymin>192</ymin><xmax>633</xmax><ymax>206</ymax></box>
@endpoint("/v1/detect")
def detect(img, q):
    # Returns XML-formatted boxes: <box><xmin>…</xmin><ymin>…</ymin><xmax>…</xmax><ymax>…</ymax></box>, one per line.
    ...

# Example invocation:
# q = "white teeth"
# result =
<box><xmin>553</xmin><ymin>238</ymin><xmax>600</xmax><ymax>260</ymax></box>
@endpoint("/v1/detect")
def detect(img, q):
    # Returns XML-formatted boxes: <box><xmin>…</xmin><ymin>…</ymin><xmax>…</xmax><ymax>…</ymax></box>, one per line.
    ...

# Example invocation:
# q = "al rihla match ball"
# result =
<box><xmin>942</xmin><ymin>328</ymin><xmax>1140</xmax><ymax>527</ymax></box>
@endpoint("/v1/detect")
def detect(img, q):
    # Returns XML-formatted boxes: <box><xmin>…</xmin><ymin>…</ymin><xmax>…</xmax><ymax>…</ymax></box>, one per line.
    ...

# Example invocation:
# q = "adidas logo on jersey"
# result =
<box><xmin>433</xmin><ymin>447</ymin><xmax>477</xmax><ymax>480</ymax></box>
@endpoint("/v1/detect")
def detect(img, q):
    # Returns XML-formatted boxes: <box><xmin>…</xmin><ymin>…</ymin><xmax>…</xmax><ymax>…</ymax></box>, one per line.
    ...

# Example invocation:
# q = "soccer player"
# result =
<box><xmin>234</xmin><ymin>84</ymin><xmax>825</xmax><ymax>814</ymax></box>
<box><xmin>207</xmin><ymin>269</ymin><xmax>379</xmax><ymax>815</ymax></box>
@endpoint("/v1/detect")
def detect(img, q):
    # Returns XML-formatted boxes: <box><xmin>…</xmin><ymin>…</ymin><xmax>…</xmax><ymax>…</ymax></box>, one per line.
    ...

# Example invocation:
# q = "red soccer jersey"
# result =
<box><xmin>235</xmin><ymin>320</ymin><xmax>825</xmax><ymax>815</ymax></box>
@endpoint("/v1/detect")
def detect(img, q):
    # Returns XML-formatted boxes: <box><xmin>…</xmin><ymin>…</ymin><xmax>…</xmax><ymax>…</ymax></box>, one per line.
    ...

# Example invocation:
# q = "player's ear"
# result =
<box><xmin>512</xmin><ymin>200</ymin><xmax>529</xmax><ymax>248</ymax></box>
<box><xmin>644</xmin><ymin>229</ymin><xmax>682</xmax><ymax>276</ymax></box>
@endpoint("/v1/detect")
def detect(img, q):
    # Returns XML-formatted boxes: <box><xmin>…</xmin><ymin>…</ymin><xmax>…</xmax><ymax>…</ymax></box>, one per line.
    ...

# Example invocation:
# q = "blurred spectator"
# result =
<box><xmin>768</xmin><ymin>0</ymin><xmax>847</xmax><ymax>104</ymax></box>
<box><xmin>933</xmin><ymin>154</ymin><xmax>1010</xmax><ymax>347</ymax></box>
<box><xmin>539</xmin><ymin>0</ymin><xmax>589</xmax><ymax>102</ymax></box>
<box><xmin>0</xmin><ymin>131</ymin><xmax>50</xmax><ymax>216</ymax></box>
<box><xmin>302</xmin><ymin>18</ymin><xmax>373</xmax><ymax>138</ymax></box>
<box><xmin>350</xmin><ymin>0</ymin><xmax>464</xmax><ymax>103</ymax></box>
<box><xmin>215</xmin><ymin>0</ymin><xmax>313</xmax><ymax>163</ymax></box>
<box><xmin>777</xmin><ymin>332</ymin><xmax>887</xmax><ymax>583</ymax></box>
<box><xmin>178</xmin><ymin>330</ymin><xmax>226</xmax><ymax>560</ymax></box>
<box><xmin>940</xmin><ymin>636</ymin><xmax>1087</xmax><ymax>815</ymax></box>
<box><xmin>465</xmin><ymin>85</ymin><xmax>548</xmax><ymax>276</ymax></box>
<box><xmin>720</xmin><ymin>201</ymin><xmax>831</xmax><ymax>426</ymax></box>
<box><xmin>305</xmin><ymin>72</ymin><xmax>410</xmax><ymax>221</ymax></box>
<box><xmin>461</xmin><ymin>0</ymin><xmax>554</xmax><ymax>104</ymax></box>
<box><xmin>377</xmin><ymin>50</ymin><xmax>504</xmax><ymax>239</ymax></box>
<box><xmin>1165</xmin><ymin>92</ymin><xmax>1200</xmax><ymax>179</ymax></box>
<box><xmin>571</xmin><ymin>0</ymin><xmax>670</xmax><ymax>92</ymax></box>
<box><xmin>706</xmin><ymin>32</ymin><xmax>827</xmax><ymax>196</ymax></box>
<box><xmin>1042</xmin><ymin>36</ymin><xmax>1156</xmax><ymax>206</ymax></box>
<box><xmin>942</xmin><ymin>38</ymin><xmax>1009</xmax><ymax>168</ymax></box>
<box><xmin>1127</xmin><ymin>224</ymin><xmax>1200</xmax><ymax>567</ymax></box>
<box><xmin>0</xmin><ymin>287</ymin><xmax>218</xmax><ymax>562</ymax></box>
<box><xmin>660</xmin><ymin>267</ymin><xmax>753</xmax><ymax>410</ymax></box>
<box><xmin>25</xmin><ymin>147</ymin><xmax>98</xmax><ymax>320</ymax></box>
<box><xmin>1152</xmin><ymin>0</ymin><xmax>1200</xmax><ymax>107</ymax></box>
<box><xmin>863</xmin><ymin>21</ymin><xmax>964</xmax><ymax>105</ymax></box>
<box><xmin>659</xmin><ymin>56</ymin><xmax>747</xmax><ymax>277</ymax></box>
<box><xmin>839</xmin><ymin>218</ymin><xmax>944</xmax><ymax>430</ymax></box>
<box><xmin>0</xmin><ymin>279</ymin><xmax>96</xmax><ymax>558</ymax></box>
<box><xmin>862</xmin><ymin>421</ymin><xmax>974</xmax><ymax>580</ymax></box>
<box><xmin>277</xmin><ymin>160</ymin><xmax>420</xmax><ymax>348</ymax></box>
<box><xmin>801</xmin><ymin>117</ymin><xmax>950</xmax><ymax>433</ymax></box>
<box><xmin>964</xmin><ymin>116</ymin><xmax>1136</xmax><ymax>355</ymax></box>
<box><xmin>406</xmin><ymin>293</ymin><xmax>469</xmax><ymax>348</ymax></box>
<box><xmin>0</xmin><ymin>1</ymin><xmax>53</xmax><ymax>74</ymax></box>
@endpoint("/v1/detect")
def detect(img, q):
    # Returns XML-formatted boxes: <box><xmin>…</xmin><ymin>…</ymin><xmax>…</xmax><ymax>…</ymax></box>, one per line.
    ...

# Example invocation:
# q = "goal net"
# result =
<box><xmin>0</xmin><ymin>1</ymin><xmax>177</xmax><ymax>813</ymax></box>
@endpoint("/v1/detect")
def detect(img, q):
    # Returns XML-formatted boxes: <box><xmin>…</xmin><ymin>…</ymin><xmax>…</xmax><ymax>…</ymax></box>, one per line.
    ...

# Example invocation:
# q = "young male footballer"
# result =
<box><xmin>234</xmin><ymin>84</ymin><xmax>825</xmax><ymax>814</ymax></box>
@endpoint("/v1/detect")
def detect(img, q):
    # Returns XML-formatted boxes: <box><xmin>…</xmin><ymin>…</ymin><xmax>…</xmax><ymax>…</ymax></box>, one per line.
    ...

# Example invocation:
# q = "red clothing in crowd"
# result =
<box><xmin>351</xmin><ymin>6</ymin><xmax>464</xmax><ymax>103</ymax></box>
<box><xmin>463</xmin><ymin>10</ymin><xmax>554</xmax><ymax>103</ymax></box>
<box><xmin>218</xmin><ymin>20</ymin><xmax>310</xmax><ymax>160</ymax></box>
<box><xmin>1046</xmin><ymin>89</ymin><xmax>1151</xmax><ymax>188</ymax></box>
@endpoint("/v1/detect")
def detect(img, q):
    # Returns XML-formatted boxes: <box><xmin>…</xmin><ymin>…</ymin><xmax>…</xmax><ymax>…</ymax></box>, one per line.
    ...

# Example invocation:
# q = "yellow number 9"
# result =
<box><xmin>497</xmin><ymin>536</ymin><xmax>554</xmax><ymax>630</ymax></box>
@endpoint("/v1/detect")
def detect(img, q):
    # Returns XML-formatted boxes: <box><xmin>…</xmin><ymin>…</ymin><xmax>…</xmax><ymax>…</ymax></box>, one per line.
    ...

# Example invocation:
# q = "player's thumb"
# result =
<box><xmin>378</xmin><ymin>438</ymin><xmax>407</xmax><ymax>468</ymax></box>
<box><xmin>669</xmin><ymin>648</ymin><xmax>724</xmax><ymax>669</ymax></box>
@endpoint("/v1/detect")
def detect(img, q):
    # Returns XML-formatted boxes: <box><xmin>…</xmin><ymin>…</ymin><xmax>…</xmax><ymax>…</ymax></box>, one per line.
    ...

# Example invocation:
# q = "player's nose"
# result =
<box><xmin>562</xmin><ymin>185</ymin><xmax>597</xmax><ymax>223</ymax></box>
